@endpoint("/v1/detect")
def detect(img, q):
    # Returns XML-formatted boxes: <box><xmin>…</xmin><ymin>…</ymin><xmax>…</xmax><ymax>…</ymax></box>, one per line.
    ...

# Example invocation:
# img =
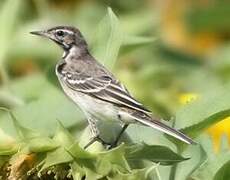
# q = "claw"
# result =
<box><xmin>107</xmin><ymin>142</ymin><xmax>118</xmax><ymax>150</ymax></box>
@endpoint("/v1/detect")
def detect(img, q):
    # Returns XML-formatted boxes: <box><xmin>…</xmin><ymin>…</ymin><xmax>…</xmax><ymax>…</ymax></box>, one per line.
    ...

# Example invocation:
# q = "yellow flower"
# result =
<box><xmin>207</xmin><ymin>117</ymin><xmax>230</xmax><ymax>153</ymax></box>
<box><xmin>178</xmin><ymin>93</ymin><xmax>198</xmax><ymax>104</ymax></box>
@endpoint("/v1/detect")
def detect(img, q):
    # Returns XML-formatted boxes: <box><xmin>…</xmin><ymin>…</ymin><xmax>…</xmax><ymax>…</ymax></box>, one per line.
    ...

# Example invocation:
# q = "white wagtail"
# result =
<box><xmin>31</xmin><ymin>26</ymin><xmax>195</xmax><ymax>149</ymax></box>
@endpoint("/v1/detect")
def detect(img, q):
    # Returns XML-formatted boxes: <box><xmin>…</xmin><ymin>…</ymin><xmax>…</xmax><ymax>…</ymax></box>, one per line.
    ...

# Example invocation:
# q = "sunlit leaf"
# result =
<box><xmin>42</xmin><ymin>122</ymin><xmax>75</xmax><ymax>170</ymax></box>
<box><xmin>53</xmin><ymin>121</ymin><xmax>75</xmax><ymax>147</ymax></box>
<box><xmin>175</xmin><ymin>86</ymin><xmax>230</xmax><ymax>130</ymax></box>
<box><xmin>84</xmin><ymin>166</ymin><xmax>103</xmax><ymax>180</ymax></box>
<box><xmin>0</xmin><ymin>107</ymin><xmax>58</xmax><ymax>153</ymax></box>
<box><xmin>0</xmin><ymin>144</ymin><xmax>18</xmax><ymax>156</ymax></box>
<box><xmin>28</xmin><ymin>137</ymin><xmax>59</xmax><ymax>153</ymax></box>
<box><xmin>67</xmin><ymin>143</ymin><xmax>95</xmax><ymax>160</ymax></box>
<box><xmin>90</xmin><ymin>7</ymin><xmax>123</xmax><ymax>69</ymax></box>
<box><xmin>0</xmin><ymin>74</ymin><xmax>84</xmax><ymax>136</ymax></box>
<box><xmin>41</xmin><ymin>147</ymin><xmax>73</xmax><ymax>170</ymax></box>
<box><xmin>107</xmin><ymin>167</ymin><xmax>149</xmax><ymax>180</ymax></box>
<box><xmin>98</xmin><ymin>144</ymin><xmax>131</xmax><ymax>174</ymax></box>
<box><xmin>169</xmin><ymin>86</ymin><xmax>230</xmax><ymax>147</ymax></box>
<box><xmin>0</xmin><ymin>127</ymin><xmax>18</xmax><ymax>155</ymax></box>
<box><xmin>71</xmin><ymin>162</ymin><xmax>86</xmax><ymax>180</ymax></box>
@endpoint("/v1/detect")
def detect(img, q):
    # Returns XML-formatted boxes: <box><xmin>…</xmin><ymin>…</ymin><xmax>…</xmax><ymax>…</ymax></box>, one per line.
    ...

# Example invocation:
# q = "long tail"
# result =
<box><xmin>129</xmin><ymin>112</ymin><xmax>195</xmax><ymax>144</ymax></box>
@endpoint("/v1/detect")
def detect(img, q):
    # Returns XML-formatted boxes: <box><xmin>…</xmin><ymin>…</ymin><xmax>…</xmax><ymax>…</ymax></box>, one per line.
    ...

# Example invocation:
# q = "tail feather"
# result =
<box><xmin>130</xmin><ymin>112</ymin><xmax>195</xmax><ymax>144</ymax></box>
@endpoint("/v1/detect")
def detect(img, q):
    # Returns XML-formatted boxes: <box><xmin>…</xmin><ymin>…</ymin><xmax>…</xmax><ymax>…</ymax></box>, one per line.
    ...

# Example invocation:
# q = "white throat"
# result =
<box><xmin>62</xmin><ymin>46</ymin><xmax>83</xmax><ymax>60</ymax></box>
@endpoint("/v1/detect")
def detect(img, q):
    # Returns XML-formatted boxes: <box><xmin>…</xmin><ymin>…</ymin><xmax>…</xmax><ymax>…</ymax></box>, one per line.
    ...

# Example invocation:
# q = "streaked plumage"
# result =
<box><xmin>31</xmin><ymin>26</ymin><xmax>195</xmax><ymax>148</ymax></box>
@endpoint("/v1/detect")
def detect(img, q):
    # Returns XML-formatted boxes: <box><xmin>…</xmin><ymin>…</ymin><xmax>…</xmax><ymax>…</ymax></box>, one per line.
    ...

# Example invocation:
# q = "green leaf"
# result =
<box><xmin>0</xmin><ymin>143</ymin><xmax>18</xmax><ymax>156</ymax></box>
<box><xmin>11</xmin><ymin>110</ymin><xmax>40</xmax><ymax>140</ymax></box>
<box><xmin>0</xmin><ymin>155</ymin><xmax>10</xmax><ymax>167</ymax></box>
<box><xmin>107</xmin><ymin>167</ymin><xmax>149</xmax><ymax>180</ymax></box>
<box><xmin>84</xmin><ymin>167</ymin><xmax>103</xmax><ymax>180</ymax></box>
<box><xmin>123</xmin><ymin>35</ymin><xmax>155</xmax><ymax>46</ymax></box>
<box><xmin>190</xmin><ymin>135</ymin><xmax>230</xmax><ymax>180</ymax></box>
<box><xmin>28</xmin><ymin>137</ymin><xmax>59</xmax><ymax>153</ymax></box>
<box><xmin>67</xmin><ymin>143</ymin><xmax>95</xmax><ymax>160</ymax></box>
<box><xmin>71</xmin><ymin>162</ymin><xmax>86</xmax><ymax>180</ymax></box>
<box><xmin>0</xmin><ymin>0</ymin><xmax>21</xmax><ymax>64</ymax></box>
<box><xmin>0</xmin><ymin>120</ymin><xmax>18</xmax><ymax>155</ymax></box>
<box><xmin>53</xmin><ymin>121</ymin><xmax>75</xmax><ymax>147</ymax></box>
<box><xmin>121</xmin><ymin>35</ymin><xmax>155</xmax><ymax>55</ymax></box>
<box><xmin>125</xmin><ymin>143</ymin><xmax>189</xmax><ymax>165</ymax></box>
<box><xmin>98</xmin><ymin>144</ymin><xmax>131</xmax><ymax>174</ymax></box>
<box><xmin>174</xmin><ymin>144</ymin><xmax>208</xmax><ymax>180</ymax></box>
<box><xmin>41</xmin><ymin>147</ymin><xmax>73</xmax><ymax>170</ymax></box>
<box><xmin>182</xmin><ymin>109</ymin><xmax>230</xmax><ymax>140</ymax></box>
<box><xmin>90</xmin><ymin>7</ymin><xmax>123</xmax><ymax>69</ymax></box>
<box><xmin>121</xmin><ymin>10</ymin><xmax>154</xmax><ymax>35</ymax></box>
<box><xmin>214</xmin><ymin>160</ymin><xmax>230</xmax><ymax>180</ymax></box>
<box><xmin>0</xmin><ymin>107</ymin><xmax>58</xmax><ymax>153</ymax></box>
<box><xmin>0</xmin><ymin>74</ymin><xmax>84</xmax><ymax>136</ymax></box>
<box><xmin>175</xmin><ymin>86</ymin><xmax>230</xmax><ymax>130</ymax></box>
<box><xmin>0</xmin><ymin>90</ymin><xmax>24</xmax><ymax>108</ymax></box>
<box><xmin>42</xmin><ymin>122</ymin><xmax>75</xmax><ymax>170</ymax></box>
<box><xmin>170</xmin><ymin>86</ymin><xmax>230</xmax><ymax>146</ymax></box>
<box><xmin>15</xmin><ymin>124</ymin><xmax>59</xmax><ymax>153</ymax></box>
<box><xmin>186</xmin><ymin>1</ymin><xmax>230</xmax><ymax>33</ymax></box>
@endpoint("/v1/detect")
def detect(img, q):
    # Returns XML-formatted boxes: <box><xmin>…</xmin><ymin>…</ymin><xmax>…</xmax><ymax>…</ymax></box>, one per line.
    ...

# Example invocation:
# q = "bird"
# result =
<box><xmin>30</xmin><ymin>26</ymin><xmax>195</xmax><ymax>149</ymax></box>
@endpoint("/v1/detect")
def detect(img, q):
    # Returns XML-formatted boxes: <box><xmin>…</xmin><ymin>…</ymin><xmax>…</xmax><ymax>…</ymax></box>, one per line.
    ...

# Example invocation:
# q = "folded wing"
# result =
<box><xmin>63</xmin><ymin>72</ymin><xmax>151</xmax><ymax>114</ymax></box>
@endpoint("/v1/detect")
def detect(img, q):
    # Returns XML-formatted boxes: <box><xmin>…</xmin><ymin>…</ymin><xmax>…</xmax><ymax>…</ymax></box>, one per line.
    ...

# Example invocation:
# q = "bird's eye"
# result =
<box><xmin>56</xmin><ymin>30</ymin><xmax>64</xmax><ymax>37</ymax></box>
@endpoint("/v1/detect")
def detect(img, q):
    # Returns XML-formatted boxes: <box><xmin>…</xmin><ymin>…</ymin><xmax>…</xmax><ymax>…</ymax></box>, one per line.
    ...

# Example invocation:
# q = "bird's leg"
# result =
<box><xmin>108</xmin><ymin>124</ymin><xmax>129</xmax><ymax>149</ymax></box>
<box><xmin>84</xmin><ymin>136</ymin><xmax>111</xmax><ymax>149</ymax></box>
<box><xmin>84</xmin><ymin>137</ymin><xmax>97</xmax><ymax>149</ymax></box>
<box><xmin>84</xmin><ymin>116</ymin><xmax>111</xmax><ymax>149</ymax></box>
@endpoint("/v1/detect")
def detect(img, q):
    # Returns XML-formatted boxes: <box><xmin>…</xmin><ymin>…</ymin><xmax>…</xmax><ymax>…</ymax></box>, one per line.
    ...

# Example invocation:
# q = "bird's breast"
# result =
<box><xmin>58</xmin><ymin>79</ymin><xmax>119</xmax><ymax>122</ymax></box>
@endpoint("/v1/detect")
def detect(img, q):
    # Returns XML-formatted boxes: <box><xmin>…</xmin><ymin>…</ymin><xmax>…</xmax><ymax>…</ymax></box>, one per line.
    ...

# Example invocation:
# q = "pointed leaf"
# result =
<box><xmin>190</xmin><ymin>135</ymin><xmax>230</xmax><ymax>180</ymax></box>
<box><xmin>91</xmin><ymin>7</ymin><xmax>123</xmax><ymax>69</ymax></box>
<box><xmin>174</xmin><ymin>144</ymin><xmax>208</xmax><ymax>180</ymax></box>
<box><xmin>84</xmin><ymin>167</ymin><xmax>103</xmax><ymax>180</ymax></box>
<box><xmin>53</xmin><ymin>121</ymin><xmax>75</xmax><ymax>147</ymax></box>
<box><xmin>71</xmin><ymin>162</ymin><xmax>86</xmax><ymax>180</ymax></box>
<box><xmin>169</xmin><ymin>86</ymin><xmax>230</xmax><ymax>146</ymax></box>
<box><xmin>67</xmin><ymin>142</ymin><xmax>95</xmax><ymax>160</ymax></box>
<box><xmin>0</xmin><ymin>144</ymin><xmax>18</xmax><ymax>156</ymax></box>
<box><xmin>41</xmin><ymin>147</ymin><xmax>73</xmax><ymax>171</ymax></box>
<box><xmin>125</xmin><ymin>143</ymin><xmax>189</xmax><ymax>165</ymax></box>
<box><xmin>98</xmin><ymin>144</ymin><xmax>131</xmax><ymax>174</ymax></box>
<box><xmin>214</xmin><ymin>160</ymin><xmax>230</xmax><ymax>180</ymax></box>
<box><xmin>28</xmin><ymin>137</ymin><xmax>59</xmax><ymax>153</ymax></box>
<box><xmin>42</xmin><ymin>122</ymin><xmax>76</xmax><ymax>170</ymax></box>
<box><xmin>107</xmin><ymin>167</ymin><xmax>149</xmax><ymax>180</ymax></box>
<box><xmin>0</xmin><ymin>128</ymin><xmax>18</xmax><ymax>155</ymax></box>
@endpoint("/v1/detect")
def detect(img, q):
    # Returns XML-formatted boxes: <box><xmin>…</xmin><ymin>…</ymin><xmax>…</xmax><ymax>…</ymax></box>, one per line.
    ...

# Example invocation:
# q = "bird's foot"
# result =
<box><xmin>84</xmin><ymin>136</ymin><xmax>112</xmax><ymax>149</ymax></box>
<box><xmin>107</xmin><ymin>142</ymin><xmax>118</xmax><ymax>150</ymax></box>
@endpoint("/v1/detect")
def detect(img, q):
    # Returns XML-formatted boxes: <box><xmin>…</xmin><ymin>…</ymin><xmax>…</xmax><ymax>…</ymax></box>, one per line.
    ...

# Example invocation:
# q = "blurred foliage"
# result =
<box><xmin>0</xmin><ymin>0</ymin><xmax>230</xmax><ymax>179</ymax></box>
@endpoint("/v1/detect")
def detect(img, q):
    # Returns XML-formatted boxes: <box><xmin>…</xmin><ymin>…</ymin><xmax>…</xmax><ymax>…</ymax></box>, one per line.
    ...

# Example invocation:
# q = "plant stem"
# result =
<box><xmin>0</xmin><ymin>64</ymin><xmax>9</xmax><ymax>85</ymax></box>
<box><xmin>169</xmin><ymin>164</ymin><xmax>177</xmax><ymax>180</ymax></box>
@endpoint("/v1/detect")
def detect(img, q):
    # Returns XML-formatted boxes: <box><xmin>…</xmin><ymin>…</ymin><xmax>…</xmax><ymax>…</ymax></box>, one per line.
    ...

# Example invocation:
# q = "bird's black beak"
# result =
<box><xmin>30</xmin><ymin>30</ymin><xmax>48</xmax><ymax>37</ymax></box>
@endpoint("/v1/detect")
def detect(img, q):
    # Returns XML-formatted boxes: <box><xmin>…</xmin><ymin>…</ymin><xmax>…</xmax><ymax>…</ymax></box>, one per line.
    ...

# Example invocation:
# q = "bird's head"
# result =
<box><xmin>30</xmin><ymin>26</ymin><xmax>87</xmax><ymax>50</ymax></box>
